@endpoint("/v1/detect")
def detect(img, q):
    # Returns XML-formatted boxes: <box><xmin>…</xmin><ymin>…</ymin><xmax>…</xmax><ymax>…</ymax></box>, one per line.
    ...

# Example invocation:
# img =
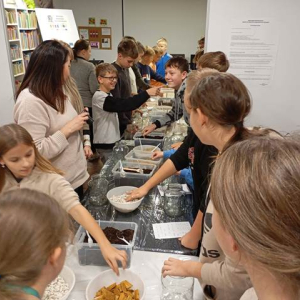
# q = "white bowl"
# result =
<box><xmin>106</xmin><ymin>186</ymin><xmax>144</xmax><ymax>213</ymax></box>
<box><xmin>133</xmin><ymin>145</ymin><xmax>157</xmax><ymax>159</ymax></box>
<box><xmin>55</xmin><ymin>265</ymin><xmax>75</xmax><ymax>300</ymax></box>
<box><xmin>86</xmin><ymin>269</ymin><xmax>144</xmax><ymax>300</ymax></box>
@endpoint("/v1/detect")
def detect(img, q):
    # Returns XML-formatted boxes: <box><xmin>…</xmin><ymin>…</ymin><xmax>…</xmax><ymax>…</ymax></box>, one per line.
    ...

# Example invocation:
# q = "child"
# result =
<box><xmin>111</xmin><ymin>39</ymin><xmax>139</xmax><ymax>136</ymax></box>
<box><xmin>156</xmin><ymin>37</ymin><xmax>172</xmax><ymax>77</ymax></box>
<box><xmin>211</xmin><ymin>137</ymin><xmax>300</xmax><ymax>300</ymax></box>
<box><xmin>0</xmin><ymin>124</ymin><xmax>127</xmax><ymax>275</ymax></box>
<box><xmin>142</xmin><ymin>57</ymin><xmax>189</xmax><ymax>136</ymax></box>
<box><xmin>137</xmin><ymin>46</ymin><xmax>166</xmax><ymax>85</ymax></box>
<box><xmin>93</xmin><ymin>63</ymin><xmax>159</xmax><ymax>161</ymax></box>
<box><xmin>149</xmin><ymin>46</ymin><xmax>163</xmax><ymax>72</ymax></box>
<box><xmin>197</xmin><ymin>51</ymin><xmax>229</xmax><ymax>72</ymax></box>
<box><xmin>0</xmin><ymin>189</ymin><xmax>70</xmax><ymax>300</ymax></box>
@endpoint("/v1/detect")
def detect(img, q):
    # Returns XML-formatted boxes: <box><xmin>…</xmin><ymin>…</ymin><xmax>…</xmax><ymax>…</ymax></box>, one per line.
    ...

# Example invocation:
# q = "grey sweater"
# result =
<box><xmin>70</xmin><ymin>57</ymin><xmax>99</xmax><ymax>107</ymax></box>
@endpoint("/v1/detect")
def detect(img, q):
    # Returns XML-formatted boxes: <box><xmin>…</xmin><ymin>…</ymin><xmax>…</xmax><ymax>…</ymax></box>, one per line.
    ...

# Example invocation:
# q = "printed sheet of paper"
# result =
<box><xmin>229</xmin><ymin>18</ymin><xmax>279</xmax><ymax>86</ymax></box>
<box><xmin>153</xmin><ymin>222</ymin><xmax>191</xmax><ymax>239</ymax></box>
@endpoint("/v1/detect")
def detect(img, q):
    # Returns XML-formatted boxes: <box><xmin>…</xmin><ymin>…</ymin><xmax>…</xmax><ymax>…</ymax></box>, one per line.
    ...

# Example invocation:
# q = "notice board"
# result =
<box><xmin>205</xmin><ymin>0</ymin><xmax>300</xmax><ymax>133</ymax></box>
<box><xmin>78</xmin><ymin>26</ymin><xmax>112</xmax><ymax>50</ymax></box>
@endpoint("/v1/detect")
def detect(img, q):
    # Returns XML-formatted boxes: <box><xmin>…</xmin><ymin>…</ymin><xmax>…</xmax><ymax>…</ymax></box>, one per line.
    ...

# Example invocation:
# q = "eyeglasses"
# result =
<box><xmin>101</xmin><ymin>76</ymin><xmax>118</xmax><ymax>82</ymax></box>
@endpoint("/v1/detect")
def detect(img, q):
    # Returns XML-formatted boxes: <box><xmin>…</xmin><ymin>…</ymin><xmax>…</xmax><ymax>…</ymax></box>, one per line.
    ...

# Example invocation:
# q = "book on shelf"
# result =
<box><xmin>7</xmin><ymin>26</ymin><xmax>18</xmax><ymax>40</ymax></box>
<box><xmin>12</xmin><ymin>61</ymin><xmax>24</xmax><ymax>76</ymax></box>
<box><xmin>20</xmin><ymin>30</ymin><xmax>40</xmax><ymax>49</ymax></box>
<box><xmin>23</xmin><ymin>52</ymin><xmax>33</xmax><ymax>70</ymax></box>
<box><xmin>18</xmin><ymin>11</ymin><xmax>37</xmax><ymax>28</ymax></box>
<box><xmin>10</xmin><ymin>44</ymin><xmax>21</xmax><ymax>60</ymax></box>
<box><xmin>5</xmin><ymin>10</ymin><xmax>17</xmax><ymax>24</ymax></box>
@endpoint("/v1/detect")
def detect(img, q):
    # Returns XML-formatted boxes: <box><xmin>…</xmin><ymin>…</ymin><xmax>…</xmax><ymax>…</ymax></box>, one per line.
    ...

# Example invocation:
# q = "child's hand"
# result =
<box><xmin>101</xmin><ymin>243</ymin><xmax>127</xmax><ymax>275</ymax></box>
<box><xmin>126</xmin><ymin>186</ymin><xmax>149</xmax><ymax>201</ymax></box>
<box><xmin>142</xmin><ymin>123</ymin><xmax>156</xmax><ymax>136</ymax></box>
<box><xmin>84</xmin><ymin>145</ymin><xmax>93</xmax><ymax>159</ymax></box>
<box><xmin>152</xmin><ymin>151</ymin><xmax>163</xmax><ymax>160</ymax></box>
<box><xmin>146</xmin><ymin>87</ymin><xmax>161</xmax><ymax>96</ymax></box>
<box><xmin>162</xmin><ymin>258</ymin><xmax>189</xmax><ymax>278</ymax></box>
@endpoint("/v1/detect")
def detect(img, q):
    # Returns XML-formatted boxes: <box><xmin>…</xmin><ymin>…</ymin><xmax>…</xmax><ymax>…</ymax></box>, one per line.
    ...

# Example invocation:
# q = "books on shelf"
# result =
<box><xmin>7</xmin><ymin>26</ymin><xmax>18</xmax><ymax>40</ymax></box>
<box><xmin>18</xmin><ymin>11</ymin><xmax>37</xmax><ymax>28</ymax></box>
<box><xmin>20</xmin><ymin>30</ymin><xmax>39</xmax><ymax>50</ymax></box>
<box><xmin>12</xmin><ymin>61</ymin><xmax>24</xmax><ymax>76</ymax></box>
<box><xmin>5</xmin><ymin>10</ymin><xmax>17</xmax><ymax>24</ymax></box>
<box><xmin>23</xmin><ymin>52</ymin><xmax>33</xmax><ymax>70</ymax></box>
<box><xmin>10</xmin><ymin>44</ymin><xmax>21</xmax><ymax>60</ymax></box>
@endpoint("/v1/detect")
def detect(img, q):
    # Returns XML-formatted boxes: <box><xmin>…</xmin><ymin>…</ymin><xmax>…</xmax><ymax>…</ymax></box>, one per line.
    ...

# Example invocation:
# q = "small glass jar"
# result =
<box><xmin>163</xmin><ymin>190</ymin><xmax>185</xmax><ymax>217</ymax></box>
<box><xmin>88</xmin><ymin>176</ymin><xmax>109</xmax><ymax>206</ymax></box>
<box><xmin>112</xmin><ymin>141</ymin><xmax>129</xmax><ymax>161</ymax></box>
<box><xmin>161</xmin><ymin>275</ymin><xmax>194</xmax><ymax>300</ymax></box>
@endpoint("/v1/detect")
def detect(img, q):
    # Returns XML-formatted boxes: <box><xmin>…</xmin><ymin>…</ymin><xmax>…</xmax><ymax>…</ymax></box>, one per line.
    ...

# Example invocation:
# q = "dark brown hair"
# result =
<box><xmin>189</xmin><ymin>72</ymin><xmax>251</xmax><ymax>150</ymax></box>
<box><xmin>211</xmin><ymin>136</ymin><xmax>300</xmax><ymax>294</ymax></box>
<box><xmin>0</xmin><ymin>124</ymin><xmax>63</xmax><ymax>192</ymax></box>
<box><xmin>96</xmin><ymin>63</ymin><xmax>118</xmax><ymax>78</ymax></box>
<box><xmin>165</xmin><ymin>57</ymin><xmax>189</xmax><ymax>73</ymax></box>
<box><xmin>0</xmin><ymin>189</ymin><xmax>70</xmax><ymax>300</ymax></box>
<box><xmin>73</xmin><ymin>39</ymin><xmax>90</xmax><ymax>59</ymax></box>
<box><xmin>16</xmin><ymin>40</ymin><xmax>69</xmax><ymax>114</ymax></box>
<box><xmin>197</xmin><ymin>51</ymin><xmax>229</xmax><ymax>72</ymax></box>
<box><xmin>117</xmin><ymin>39</ymin><xmax>138</xmax><ymax>59</ymax></box>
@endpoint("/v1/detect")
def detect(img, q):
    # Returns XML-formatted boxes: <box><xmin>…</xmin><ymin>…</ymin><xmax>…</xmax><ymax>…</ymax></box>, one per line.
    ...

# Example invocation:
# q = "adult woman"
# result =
<box><xmin>211</xmin><ymin>136</ymin><xmax>300</xmax><ymax>300</ymax></box>
<box><xmin>14</xmin><ymin>40</ymin><xmax>89</xmax><ymax>197</ymax></box>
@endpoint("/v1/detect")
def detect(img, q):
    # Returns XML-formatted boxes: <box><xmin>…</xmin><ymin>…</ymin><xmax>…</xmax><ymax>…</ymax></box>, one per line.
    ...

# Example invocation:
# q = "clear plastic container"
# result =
<box><xmin>163</xmin><ymin>190</ymin><xmax>185</xmax><ymax>217</ymax></box>
<box><xmin>125</xmin><ymin>150</ymin><xmax>163</xmax><ymax>166</ymax></box>
<box><xmin>133</xmin><ymin>131</ymin><xmax>165</xmax><ymax>147</ymax></box>
<box><xmin>74</xmin><ymin>220</ymin><xmax>138</xmax><ymax>268</ymax></box>
<box><xmin>112</xmin><ymin>160</ymin><xmax>157</xmax><ymax>187</ymax></box>
<box><xmin>161</xmin><ymin>275</ymin><xmax>194</xmax><ymax>300</ymax></box>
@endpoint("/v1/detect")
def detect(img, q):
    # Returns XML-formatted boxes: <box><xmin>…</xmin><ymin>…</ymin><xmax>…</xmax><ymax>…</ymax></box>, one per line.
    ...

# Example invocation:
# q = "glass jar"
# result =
<box><xmin>161</xmin><ymin>275</ymin><xmax>194</xmax><ymax>300</ymax></box>
<box><xmin>88</xmin><ymin>175</ymin><xmax>109</xmax><ymax>206</ymax></box>
<box><xmin>112</xmin><ymin>141</ymin><xmax>129</xmax><ymax>161</ymax></box>
<box><xmin>163</xmin><ymin>190</ymin><xmax>185</xmax><ymax>217</ymax></box>
<box><xmin>170</xmin><ymin>132</ymin><xmax>185</xmax><ymax>144</ymax></box>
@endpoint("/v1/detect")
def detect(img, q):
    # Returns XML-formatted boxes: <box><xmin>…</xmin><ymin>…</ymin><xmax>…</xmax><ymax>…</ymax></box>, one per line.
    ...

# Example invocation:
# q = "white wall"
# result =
<box><xmin>57</xmin><ymin>0</ymin><xmax>123</xmax><ymax>63</ymax></box>
<box><xmin>206</xmin><ymin>0</ymin><xmax>300</xmax><ymax>133</ymax></box>
<box><xmin>0</xmin><ymin>0</ymin><xmax>15</xmax><ymax>125</ymax></box>
<box><xmin>124</xmin><ymin>0</ymin><xmax>207</xmax><ymax>60</ymax></box>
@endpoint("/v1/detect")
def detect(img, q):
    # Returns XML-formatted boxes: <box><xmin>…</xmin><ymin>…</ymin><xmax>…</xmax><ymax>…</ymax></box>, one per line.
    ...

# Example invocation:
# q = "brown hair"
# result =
<box><xmin>197</xmin><ymin>51</ymin><xmax>229</xmax><ymax>72</ymax></box>
<box><xmin>152</xmin><ymin>45</ymin><xmax>163</xmax><ymax>55</ymax></box>
<box><xmin>122</xmin><ymin>36</ymin><xmax>136</xmax><ymax>42</ymax></box>
<box><xmin>0</xmin><ymin>189</ymin><xmax>70</xmax><ymax>300</ymax></box>
<box><xmin>211</xmin><ymin>136</ymin><xmax>300</xmax><ymax>294</ymax></box>
<box><xmin>136</xmin><ymin>41</ymin><xmax>145</xmax><ymax>54</ymax></box>
<box><xmin>73</xmin><ymin>39</ymin><xmax>90</xmax><ymax>59</ymax></box>
<box><xmin>16</xmin><ymin>40</ymin><xmax>69</xmax><ymax>114</ymax></box>
<box><xmin>117</xmin><ymin>39</ymin><xmax>138</xmax><ymax>59</ymax></box>
<box><xmin>143</xmin><ymin>46</ymin><xmax>155</xmax><ymax>57</ymax></box>
<box><xmin>96</xmin><ymin>63</ymin><xmax>118</xmax><ymax>78</ymax></box>
<box><xmin>189</xmin><ymin>72</ymin><xmax>252</xmax><ymax>150</ymax></box>
<box><xmin>0</xmin><ymin>124</ymin><xmax>63</xmax><ymax>192</ymax></box>
<box><xmin>193</xmin><ymin>49</ymin><xmax>204</xmax><ymax>64</ymax></box>
<box><xmin>165</xmin><ymin>57</ymin><xmax>189</xmax><ymax>73</ymax></box>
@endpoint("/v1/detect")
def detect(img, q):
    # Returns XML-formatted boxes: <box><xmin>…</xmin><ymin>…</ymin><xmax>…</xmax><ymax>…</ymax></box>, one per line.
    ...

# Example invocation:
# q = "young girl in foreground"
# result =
<box><xmin>211</xmin><ymin>137</ymin><xmax>300</xmax><ymax>300</ymax></box>
<box><xmin>0</xmin><ymin>124</ymin><xmax>127</xmax><ymax>274</ymax></box>
<box><xmin>0</xmin><ymin>189</ymin><xmax>70</xmax><ymax>300</ymax></box>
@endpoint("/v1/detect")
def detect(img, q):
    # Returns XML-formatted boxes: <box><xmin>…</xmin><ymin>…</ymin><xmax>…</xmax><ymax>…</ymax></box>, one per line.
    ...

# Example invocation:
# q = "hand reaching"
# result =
<box><xmin>152</xmin><ymin>151</ymin><xmax>163</xmax><ymax>160</ymax></box>
<box><xmin>126</xmin><ymin>186</ymin><xmax>149</xmax><ymax>201</ymax></box>
<box><xmin>142</xmin><ymin>123</ymin><xmax>156</xmax><ymax>136</ymax></box>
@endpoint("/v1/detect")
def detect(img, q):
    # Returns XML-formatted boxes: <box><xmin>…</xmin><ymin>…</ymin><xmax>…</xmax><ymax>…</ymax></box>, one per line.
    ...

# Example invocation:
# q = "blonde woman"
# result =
<box><xmin>211</xmin><ymin>136</ymin><xmax>300</xmax><ymax>300</ymax></box>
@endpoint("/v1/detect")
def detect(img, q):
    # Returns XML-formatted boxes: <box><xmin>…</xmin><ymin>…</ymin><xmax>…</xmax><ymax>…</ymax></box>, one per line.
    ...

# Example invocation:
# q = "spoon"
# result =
<box><xmin>119</xmin><ymin>160</ymin><xmax>126</xmax><ymax>178</ymax></box>
<box><xmin>139</xmin><ymin>138</ymin><xmax>144</xmax><ymax>151</ymax></box>
<box><xmin>86</xmin><ymin>230</ymin><xmax>93</xmax><ymax>248</ymax></box>
<box><xmin>116</xmin><ymin>232</ymin><xmax>130</xmax><ymax>245</ymax></box>
<box><xmin>151</xmin><ymin>143</ymin><xmax>161</xmax><ymax>152</ymax></box>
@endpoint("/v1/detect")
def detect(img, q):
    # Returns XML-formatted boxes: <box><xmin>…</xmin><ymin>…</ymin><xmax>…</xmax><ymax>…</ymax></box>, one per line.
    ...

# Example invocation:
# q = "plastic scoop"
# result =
<box><xmin>86</xmin><ymin>230</ymin><xmax>93</xmax><ymax>248</ymax></box>
<box><xmin>116</xmin><ymin>232</ymin><xmax>130</xmax><ymax>245</ymax></box>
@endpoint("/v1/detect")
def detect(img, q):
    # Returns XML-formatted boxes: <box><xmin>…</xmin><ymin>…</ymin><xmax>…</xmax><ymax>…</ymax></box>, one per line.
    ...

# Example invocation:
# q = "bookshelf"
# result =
<box><xmin>4</xmin><ymin>6</ymin><xmax>40</xmax><ymax>87</ymax></box>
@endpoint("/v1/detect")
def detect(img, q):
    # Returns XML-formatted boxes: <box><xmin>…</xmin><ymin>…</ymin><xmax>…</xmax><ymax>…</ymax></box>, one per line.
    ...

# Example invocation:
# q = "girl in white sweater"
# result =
<box><xmin>0</xmin><ymin>124</ymin><xmax>127</xmax><ymax>274</ymax></box>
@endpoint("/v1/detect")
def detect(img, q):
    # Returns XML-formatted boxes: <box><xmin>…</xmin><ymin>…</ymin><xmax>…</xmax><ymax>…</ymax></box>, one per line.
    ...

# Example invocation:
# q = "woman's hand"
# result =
<box><xmin>126</xmin><ymin>186</ymin><xmax>149</xmax><ymax>201</ymax></box>
<box><xmin>61</xmin><ymin>112</ymin><xmax>89</xmax><ymax>138</ymax></box>
<box><xmin>100</xmin><ymin>242</ymin><xmax>127</xmax><ymax>275</ymax></box>
<box><xmin>152</xmin><ymin>151</ymin><xmax>163</xmax><ymax>160</ymax></box>
<box><xmin>146</xmin><ymin>87</ymin><xmax>161</xmax><ymax>96</ymax></box>
<box><xmin>142</xmin><ymin>123</ymin><xmax>156</xmax><ymax>136</ymax></box>
<box><xmin>84</xmin><ymin>145</ymin><xmax>93</xmax><ymax>159</ymax></box>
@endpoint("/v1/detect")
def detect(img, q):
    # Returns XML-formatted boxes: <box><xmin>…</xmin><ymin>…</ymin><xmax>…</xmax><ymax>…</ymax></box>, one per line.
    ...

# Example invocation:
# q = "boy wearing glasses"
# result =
<box><xmin>92</xmin><ymin>63</ymin><xmax>159</xmax><ymax>162</ymax></box>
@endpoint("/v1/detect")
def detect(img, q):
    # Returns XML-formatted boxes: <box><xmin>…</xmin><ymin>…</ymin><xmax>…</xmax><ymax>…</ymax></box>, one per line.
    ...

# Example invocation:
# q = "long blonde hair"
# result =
<box><xmin>211</xmin><ymin>136</ymin><xmax>300</xmax><ymax>294</ymax></box>
<box><xmin>0</xmin><ymin>189</ymin><xmax>70</xmax><ymax>300</ymax></box>
<box><xmin>0</xmin><ymin>124</ymin><xmax>63</xmax><ymax>192</ymax></box>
